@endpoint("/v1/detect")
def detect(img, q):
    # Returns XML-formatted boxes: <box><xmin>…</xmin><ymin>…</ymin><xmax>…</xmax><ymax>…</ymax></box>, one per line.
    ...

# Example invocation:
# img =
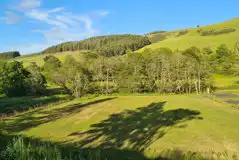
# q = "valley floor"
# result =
<box><xmin>1</xmin><ymin>95</ymin><xmax>239</xmax><ymax>158</ymax></box>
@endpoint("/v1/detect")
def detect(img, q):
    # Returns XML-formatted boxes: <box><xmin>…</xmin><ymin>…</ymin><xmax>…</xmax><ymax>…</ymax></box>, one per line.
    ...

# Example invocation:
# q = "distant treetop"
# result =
<box><xmin>0</xmin><ymin>51</ymin><xmax>21</xmax><ymax>60</ymax></box>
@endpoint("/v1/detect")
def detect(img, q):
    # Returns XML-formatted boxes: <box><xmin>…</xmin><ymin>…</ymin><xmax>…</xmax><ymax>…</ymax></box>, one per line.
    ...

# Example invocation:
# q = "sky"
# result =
<box><xmin>0</xmin><ymin>0</ymin><xmax>239</xmax><ymax>54</ymax></box>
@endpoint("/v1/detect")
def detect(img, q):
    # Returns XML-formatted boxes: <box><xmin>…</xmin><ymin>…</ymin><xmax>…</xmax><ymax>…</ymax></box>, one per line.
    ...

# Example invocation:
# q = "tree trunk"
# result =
<box><xmin>106</xmin><ymin>69</ymin><xmax>109</xmax><ymax>95</ymax></box>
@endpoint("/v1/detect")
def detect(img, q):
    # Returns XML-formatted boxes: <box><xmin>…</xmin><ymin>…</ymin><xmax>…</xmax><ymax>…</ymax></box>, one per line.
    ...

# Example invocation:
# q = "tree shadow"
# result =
<box><xmin>3</xmin><ymin>97</ymin><xmax>117</xmax><ymax>132</ymax></box>
<box><xmin>70</xmin><ymin>102</ymin><xmax>202</xmax><ymax>151</ymax></box>
<box><xmin>0</xmin><ymin>132</ymin><xmax>190</xmax><ymax>160</ymax></box>
<box><xmin>0</xmin><ymin>95</ymin><xmax>69</xmax><ymax>115</ymax></box>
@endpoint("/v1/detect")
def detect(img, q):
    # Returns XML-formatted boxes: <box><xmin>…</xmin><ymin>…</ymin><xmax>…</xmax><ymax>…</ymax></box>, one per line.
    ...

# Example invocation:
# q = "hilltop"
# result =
<box><xmin>139</xmin><ymin>17</ymin><xmax>239</xmax><ymax>51</ymax></box>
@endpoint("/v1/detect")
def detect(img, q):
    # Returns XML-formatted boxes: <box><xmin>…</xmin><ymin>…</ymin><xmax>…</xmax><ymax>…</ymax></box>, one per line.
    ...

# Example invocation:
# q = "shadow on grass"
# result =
<box><xmin>0</xmin><ymin>95</ymin><xmax>70</xmax><ymax>115</ymax></box>
<box><xmin>4</xmin><ymin>97</ymin><xmax>117</xmax><ymax>132</ymax></box>
<box><xmin>69</xmin><ymin>102</ymin><xmax>202</xmax><ymax>151</ymax></box>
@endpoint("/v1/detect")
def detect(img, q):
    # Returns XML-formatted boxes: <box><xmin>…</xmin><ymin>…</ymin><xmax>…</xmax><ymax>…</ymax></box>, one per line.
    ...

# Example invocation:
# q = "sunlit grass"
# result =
<box><xmin>2</xmin><ymin>95</ymin><xmax>239</xmax><ymax>158</ymax></box>
<box><xmin>139</xmin><ymin>18</ymin><xmax>239</xmax><ymax>52</ymax></box>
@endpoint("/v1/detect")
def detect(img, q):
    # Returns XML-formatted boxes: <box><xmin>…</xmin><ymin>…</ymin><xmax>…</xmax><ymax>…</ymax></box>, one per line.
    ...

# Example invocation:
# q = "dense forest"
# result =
<box><xmin>1</xmin><ymin>42</ymin><xmax>238</xmax><ymax>98</ymax></box>
<box><xmin>0</xmin><ymin>51</ymin><xmax>20</xmax><ymax>60</ymax></box>
<box><xmin>42</xmin><ymin>34</ymin><xmax>151</xmax><ymax>56</ymax></box>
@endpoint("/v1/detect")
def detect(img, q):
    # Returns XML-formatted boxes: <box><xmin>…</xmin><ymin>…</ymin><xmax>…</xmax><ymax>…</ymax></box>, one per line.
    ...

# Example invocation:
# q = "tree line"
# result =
<box><xmin>1</xmin><ymin>42</ymin><xmax>239</xmax><ymax>98</ymax></box>
<box><xmin>0</xmin><ymin>51</ymin><xmax>20</xmax><ymax>60</ymax></box>
<box><xmin>42</xmin><ymin>34</ymin><xmax>151</xmax><ymax>57</ymax></box>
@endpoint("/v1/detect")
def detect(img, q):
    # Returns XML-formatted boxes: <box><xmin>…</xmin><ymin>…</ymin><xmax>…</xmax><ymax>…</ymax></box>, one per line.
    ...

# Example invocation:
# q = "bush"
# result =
<box><xmin>177</xmin><ymin>30</ymin><xmax>188</xmax><ymax>37</ymax></box>
<box><xmin>147</xmin><ymin>31</ymin><xmax>167</xmax><ymax>35</ymax></box>
<box><xmin>0</xmin><ymin>61</ymin><xmax>46</xmax><ymax>97</ymax></box>
<box><xmin>199</xmin><ymin>28</ymin><xmax>236</xmax><ymax>36</ymax></box>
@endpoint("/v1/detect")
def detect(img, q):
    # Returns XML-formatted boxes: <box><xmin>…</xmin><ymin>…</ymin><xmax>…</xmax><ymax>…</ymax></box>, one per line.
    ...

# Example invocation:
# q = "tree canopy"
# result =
<box><xmin>0</xmin><ymin>51</ymin><xmax>21</xmax><ymax>60</ymax></box>
<box><xmin>42</xmin><ymin>34</ymin><xmax>151</xmax><ymax>57</ymax></box>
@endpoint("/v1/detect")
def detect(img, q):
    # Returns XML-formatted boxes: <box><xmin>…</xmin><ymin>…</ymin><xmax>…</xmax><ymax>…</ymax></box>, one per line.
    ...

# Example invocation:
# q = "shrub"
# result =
<box><xmin>147</xmin><ymin>31</ymin><xmax>167</xmax><ymax>35</ymax></box>
<box><xmin>199</xmin><ymin>28</ymin><xmax>236</xmax><ymax>36</ymax></box>
<box><xmin>177</xmin><ymin>29</ymin><xmax>188</xmax><ymax>37</ymax></box>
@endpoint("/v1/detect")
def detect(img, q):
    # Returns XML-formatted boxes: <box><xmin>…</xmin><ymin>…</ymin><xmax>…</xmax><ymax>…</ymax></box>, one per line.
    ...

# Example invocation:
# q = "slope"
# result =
<box><xmin>140</xmin><ymin>17</ymin><xmax>239</xmax><ymax>51</ymax></box>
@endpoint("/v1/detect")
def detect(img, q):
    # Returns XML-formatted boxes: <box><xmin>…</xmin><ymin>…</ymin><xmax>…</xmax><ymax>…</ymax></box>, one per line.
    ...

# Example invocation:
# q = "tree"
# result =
<box><xmin>26</xmin><ymin>62</ymin><xmax>47</xmax><ymax>95</ymax></box>
<box><xmin>51</xmin><ymin>56</ymin><xmax>91</xmax><ymax>97</ymax></box>
<box><xmin>0</xmin><ymin>61</ymin><xmax>29</xmax><ymax>97</ymax></box>
<box><xmin>43</xmin><ymin>55</ymin><xmax>61</xmax><ymax>81</ymax></box>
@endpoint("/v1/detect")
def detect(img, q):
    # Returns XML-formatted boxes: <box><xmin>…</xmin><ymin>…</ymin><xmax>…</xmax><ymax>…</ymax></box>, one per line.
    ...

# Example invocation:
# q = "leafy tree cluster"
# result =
<box><xmin>0</xmin><ymin>51</ymin><xmax>20</xmax><ymax>60</ymax></box>
<box><xmin>43</xmin><ymin>47</ymin><xmax>213</xmax><ymax>97</ymax></box>
<box><xmin>42</xmin><ymin>35</ymin><xmax>151</xmax><ymax>57</ymax></box>
<box><xmin>207</xmin><ymin>44</ymin><xmax>239</xmax><ymax>75</ymax></box>
<box><xmin>0</xmin><ymin>61</ymin><xmax>46</xmax><ymax>97</ymax></box>
<box><xmin>199</xmin><ymin>28</ymin><xmax>236</xmax><ymax>36</ymax></box>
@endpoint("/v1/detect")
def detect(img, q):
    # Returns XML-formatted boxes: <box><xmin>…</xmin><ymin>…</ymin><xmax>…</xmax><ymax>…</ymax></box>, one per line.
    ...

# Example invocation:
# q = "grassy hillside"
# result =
<box><xmin>13</xmin><ymin>51</ymin><xmax>84</xmax><ymax>67</ymax></box>
<box><xmin>2</xmin><ymin>95</ymin><xmax>239</xmax><ymax>158</ymax></box>
<box><xmin>140</xmin><ymin>18</ymin><xmax>239</xmax><ymax>51</ymax></box>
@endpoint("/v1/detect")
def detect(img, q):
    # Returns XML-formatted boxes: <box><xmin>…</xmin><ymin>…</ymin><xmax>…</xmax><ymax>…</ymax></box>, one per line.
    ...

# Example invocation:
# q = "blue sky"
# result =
<box><xmin>0</xmin><ymin>0</ymin><xmax>239</xmax><ymax>54</ymax></box>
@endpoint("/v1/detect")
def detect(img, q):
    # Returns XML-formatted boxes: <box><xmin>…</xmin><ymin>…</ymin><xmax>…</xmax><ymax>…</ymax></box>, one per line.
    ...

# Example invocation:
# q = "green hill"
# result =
<box><xmin>43</xmin><ymin>34</ymin><xmax>151</xmax><ymax>56</ymax></box>
<box><xmin>140</xmin><ymin>17</ymin><xmax>239</xmax><ymax>51</ymax></box>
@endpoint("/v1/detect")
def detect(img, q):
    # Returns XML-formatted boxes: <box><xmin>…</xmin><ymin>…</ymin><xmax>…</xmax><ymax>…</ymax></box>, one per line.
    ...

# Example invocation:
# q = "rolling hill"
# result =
<box><xmin>139</xmin><ymin>17</ymin><xmax>239</xmax><ymax>52</ymax></box>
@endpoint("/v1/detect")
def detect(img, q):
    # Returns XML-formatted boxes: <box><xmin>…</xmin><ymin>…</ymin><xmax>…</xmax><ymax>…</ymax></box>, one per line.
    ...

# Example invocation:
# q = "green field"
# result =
<box><xmin>139</xmin><ymin>18</ymin><xmax>239</xmax><ymax>52</ymax></box>
<box><xmin>13</xmin><ymin>51</ymin><xmax>84</xmax><ymax>67</ymax></box>
<box><xmin>1</xmin><ymin>95</ymin><xmax>239</xmax><ymax>159</ymax></box>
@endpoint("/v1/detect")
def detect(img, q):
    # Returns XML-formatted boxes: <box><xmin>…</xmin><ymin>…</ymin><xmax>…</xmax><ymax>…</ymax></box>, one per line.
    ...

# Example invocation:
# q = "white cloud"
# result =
<box><xmin>15</xmin><ymin>0</ymin><xmax>41</xmax><ymax>11</ymax></box>
<box><xmin>26</xmin><ymin>9</ymin><xmax>67</xmax><ymax>28</ymax></box>
<box><xmin>3</xmin><ymin>11</ymin><xmax>22</xmax><ymax>24</ymax></box>
<box><xmin>99</xmin><ymin>11</ymin><xmax>109</xmax><ymax>17</ymax></box>
<box><xmin>48</xmin><ymin>7</ymin><xmax>64</xmax><ymax>13</ymax></box>
<box><xmin>2</xmin><ymin>0</ymin><xmax>109</xmax><ymax>54</ymax></box>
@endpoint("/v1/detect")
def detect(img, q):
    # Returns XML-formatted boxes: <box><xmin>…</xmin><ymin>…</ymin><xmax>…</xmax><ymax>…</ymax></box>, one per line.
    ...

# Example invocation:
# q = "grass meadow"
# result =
<box><xmin>1</xmin><ymin>94</ymin><xmax>239</xmax><ymax>159</ymax></box>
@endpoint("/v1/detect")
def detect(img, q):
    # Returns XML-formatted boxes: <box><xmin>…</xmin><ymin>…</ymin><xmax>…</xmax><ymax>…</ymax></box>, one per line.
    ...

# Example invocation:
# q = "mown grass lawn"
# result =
<box><xmin>2</xmin><ymin>95</ymin><xmax>239</xmax><ymax>158</ymax></box>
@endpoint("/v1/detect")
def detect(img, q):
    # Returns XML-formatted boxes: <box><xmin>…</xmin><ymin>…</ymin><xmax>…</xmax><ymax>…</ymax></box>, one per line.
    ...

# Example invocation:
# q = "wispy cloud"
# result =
<box><xmin>26</xmin><ymin>9</ymin><xmax>68</xmax><ymax>28</ymax></box>
<box><xmin>14</xmin><ymin>0</ymin><xmax>41</xmax><ymax>11</ymax></box>
<box><xmin>3</xmin><ymin>11</ymin><xmax>22</xmax><ymax>24</ymax></box>
<box><xmin>1</xmin><ymin>0</ymin><xmax>109</xmax><ymax>54</ymax></box>
<box><xmin>99</xmin><ymin>11</ymin><xmax>110</xmax><ymax>17</ymax></box>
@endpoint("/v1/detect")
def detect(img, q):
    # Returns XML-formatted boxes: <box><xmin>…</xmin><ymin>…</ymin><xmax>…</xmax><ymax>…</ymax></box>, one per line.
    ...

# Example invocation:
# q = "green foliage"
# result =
<box><xmin>177</xmin><ymin>29</ymin><xmax>188</xmax><ymax>37</ymax></box>
<box><xmin>147</xmin><ymin>31</ymin><xmax>167</xmax><ymax>35</ymax></box>
<box><xmin>50</xmin><ymin>55</ymin><xmax>91</xmax><ymax>97</ymax></box>
<box><xmin>25</xmin><ymin>63</ymin><xmax>47</xmax><ymax>95</ymax></box>
<box><xmin>43</xmin><ymin>34</ymin><xmax>151</xmax><ymax>57</ymax></box>
<box><xmin>0</xmin><ymin>61</ymin><xmax>29</xmax><ymax>97</ymax></box>
<box><xmin>0</xmin><ymin>61</ymin><xmax>47</xmax><ymax>97</ymax></box>
<box><xmin>1</xmin><ymin>137</ymin><xmax>232</xmax><ymax>160</ymax></box>
<box><xmin>202</xmin><ymin>46</ymin><xmax>213</xmax><ymax>55</ymax></box>
<box><xmin>0</xmin><ymin>51</ymin><xmax>20</xmax><ymax>60</ymax></box>
<box><xmin>1</xmin><ymin>137</ymin><xmax>61</xmax><ymax>160</ymax></box>
<box><xmin>210</xmin><ymin>44</ymin><xmax>238</xmax><ymax>75</ymax></box>
<box><xmin>43</xmin><ymin>55</ymin><xmax>61</xmax><ymax>72</ymax></box>
<box><xmin>199</xmin><ymin>28</ymin><xmax>236</xmax><ymax>36</ymax></box>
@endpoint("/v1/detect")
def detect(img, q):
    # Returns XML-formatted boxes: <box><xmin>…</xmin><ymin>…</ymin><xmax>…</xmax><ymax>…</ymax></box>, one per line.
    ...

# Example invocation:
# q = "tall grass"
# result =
<box><xmin>1</xmin><ymin>137</ymin><xmax>239</xmax><ymax>160</ymax></box>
